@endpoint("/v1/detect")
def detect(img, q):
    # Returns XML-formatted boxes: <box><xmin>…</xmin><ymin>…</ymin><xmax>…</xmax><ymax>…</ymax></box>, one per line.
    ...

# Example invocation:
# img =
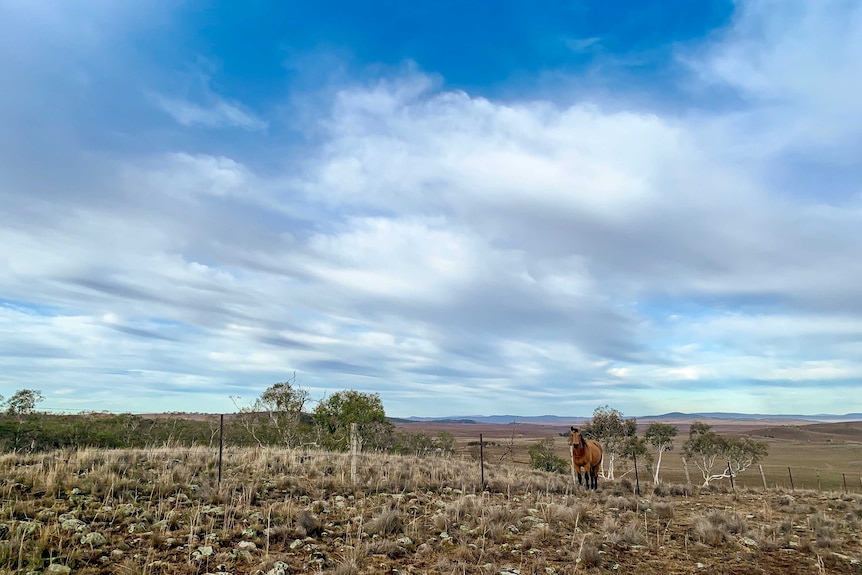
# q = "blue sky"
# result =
<box><xmin>2</xmin><ymin>0</ymin><xmax>862</xmax><ymax>418</ymax></box>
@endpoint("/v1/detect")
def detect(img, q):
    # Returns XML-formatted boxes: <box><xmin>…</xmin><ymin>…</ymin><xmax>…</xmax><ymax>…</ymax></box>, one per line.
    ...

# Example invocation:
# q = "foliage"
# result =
<box><xmin>528</xmin><ymin>437</ymin><xmax>568</xmax><ymax>474</ymax></box>
<box><xmin>313</xmin><ymin>390</ymin><xmax>394</xmax><ymax>451</ymax></box>
<box><xmin>645</xmin><ymin>422</ymin><xmax>678</xmax><ymax>484</ymax></box>
<box><xmin>681</xmin><ymin>421</ymin><xmax>769</xmax><ymax>486</ymax></box>
<box><xmin>3</xmin><ymin>389</ymin><xmax>44</xmax><ymax>415</ymax></box>
<box><xmin>391</xmin><ymin>430</ymin><xmax>455</xmax><ymax>456</ymax></box>
<box><xmin>582</xmin><ymin>405</ymin><xmax>638</xmax><ymax>479</ymax></box>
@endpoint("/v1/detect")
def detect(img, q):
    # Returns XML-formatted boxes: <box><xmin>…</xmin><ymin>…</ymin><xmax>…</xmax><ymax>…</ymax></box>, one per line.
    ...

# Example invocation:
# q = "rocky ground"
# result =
<box><xmin>1</xmin><ymin>446</ymin><xmax>860</xmax><ymax>574</ymax></box>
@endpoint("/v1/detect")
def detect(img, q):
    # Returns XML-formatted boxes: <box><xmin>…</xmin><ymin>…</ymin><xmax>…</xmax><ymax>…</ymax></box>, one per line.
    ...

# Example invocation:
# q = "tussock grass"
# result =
<box><xmin>0</xmin><ymin>446</ymin><xmax>859</xmax><ymax>574</ymax></box>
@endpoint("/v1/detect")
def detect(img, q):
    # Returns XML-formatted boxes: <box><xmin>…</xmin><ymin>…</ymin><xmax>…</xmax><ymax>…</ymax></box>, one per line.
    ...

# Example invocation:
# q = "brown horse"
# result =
<box><xmin>569</xmin><ymin>426</ymin><xmax>602</xmax><ymax>490</ymax></box>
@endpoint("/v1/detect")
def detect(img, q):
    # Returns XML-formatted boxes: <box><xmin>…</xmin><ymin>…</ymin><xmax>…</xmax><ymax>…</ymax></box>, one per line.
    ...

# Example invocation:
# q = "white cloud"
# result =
<box><xmin>152</xmin><ymin>94</ymin><xmax>268</xmax><ymax>131</ymax></box>
<box><xmin>2</xmin><ymin>1</ymin><xmax>862</xmax><ymax>416</ymax></box>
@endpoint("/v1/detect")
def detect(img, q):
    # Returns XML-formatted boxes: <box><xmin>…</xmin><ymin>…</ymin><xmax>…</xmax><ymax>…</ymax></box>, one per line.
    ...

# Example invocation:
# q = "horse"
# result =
<box><xmin>569</xmin><ymin>426</ymin><xmax>603</xmax><ymax>490</ymax></box>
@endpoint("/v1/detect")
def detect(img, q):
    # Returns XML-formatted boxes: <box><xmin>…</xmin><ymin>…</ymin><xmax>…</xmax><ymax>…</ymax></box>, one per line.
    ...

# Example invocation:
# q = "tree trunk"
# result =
<box><xmin>653</xmin><ymin>448</ymin><xmax>663</xmax><ymax>484</ymax></box>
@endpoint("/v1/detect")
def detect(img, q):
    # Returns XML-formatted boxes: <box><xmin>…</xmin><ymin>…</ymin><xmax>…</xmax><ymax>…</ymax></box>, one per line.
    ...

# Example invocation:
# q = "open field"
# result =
<box><xmin>1</xmin><ymin>443</ymin><xmax>861</xmax><ymax>574</ymax></box>
<box><xmin>397</xmin><ymin>419</ymin><xmax>862</xmax><ymax>492</ymax></box>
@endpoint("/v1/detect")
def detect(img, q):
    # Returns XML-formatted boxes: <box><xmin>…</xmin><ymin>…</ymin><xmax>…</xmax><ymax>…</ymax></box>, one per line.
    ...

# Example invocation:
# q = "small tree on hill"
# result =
<box><xmin>313</xmin><ymin>390</ymin><xmax>393</xmax><ymax>451</ymax></box>
<box><xmin>682</xmin><ymin>421</ymin><xmax>768</xmax><ymax>486</ymax></box>
<box><xmin>645</xmin><ymin>422</ymin><xmax>678</xmax><ymax>484</ymax></box>
<box><xmin>256</xmin><ymin>374</ymin><xmax>310</xmax><ymax>447</ymax></box>
<box><xmin>3</xmin><ymin>389</ymin><xmax>44</xmax><ymax>416</ymax></box>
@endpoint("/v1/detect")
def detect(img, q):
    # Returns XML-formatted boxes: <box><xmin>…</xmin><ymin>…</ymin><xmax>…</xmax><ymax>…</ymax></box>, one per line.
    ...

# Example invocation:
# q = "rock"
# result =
<box><xmin>290</xmin><ymin>539</ymin><xmax>304</xmax><ymax>549</ymax></box>
<box><xmin>110</xmin><ymin>549</ymin><xmax>124</xmax><ymax>559</ymax></box>
<box><xmin>45</xmin><ymin>565</ymin><xmax>72</xmax><ymax>575</ymax></box>
<box><xmin>741</xmin><ymin>537</ymin><xmax>758</xmax><ymax>547</ymax></box>
<box><xmin>498</xmin><ymin>569</ymin><xmax>520</xmax><ymax>575</ymax></box>
<box><xmin>81</xmin><ymin>532</ymin><xmax>107</xmax><ymax>546</ymax></box>
<box><xmin>237</xmin><ymin>550</ymin><xmax>253</xmax><ymax>563</ymax></box>
<box><xmin>396</xmin><ymin>536</ymin><xmax>413</xmax><ymax>546</ymax></box>
<box><xmin>266</xmin><ymin>560</ymin><xmax>290</xmax><ymax>575</ymax></box>
<box><xmin>237</xmin><ymin>541</ymin><xmax>256</xmax><ymax>551</ymax></box>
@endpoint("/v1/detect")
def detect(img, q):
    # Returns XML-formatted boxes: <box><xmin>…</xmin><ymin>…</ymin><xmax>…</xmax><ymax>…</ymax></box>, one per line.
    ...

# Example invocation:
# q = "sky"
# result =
<box><xmin>1</xmin><ymin>1</ymin><xmax>862</xmax><ymax>418</ymax></box>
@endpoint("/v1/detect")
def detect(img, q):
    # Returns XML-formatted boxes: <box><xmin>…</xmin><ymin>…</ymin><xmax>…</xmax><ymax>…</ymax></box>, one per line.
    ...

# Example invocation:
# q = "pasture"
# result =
<box><xmin>400</xmin><ymin>419</ymin><xmax>862</xmax><ymax>493</ymax></box>
<box><xmin>1</xmin><ymin>433</ymin><xmax>861</xmax><ymax>574</ymax></box>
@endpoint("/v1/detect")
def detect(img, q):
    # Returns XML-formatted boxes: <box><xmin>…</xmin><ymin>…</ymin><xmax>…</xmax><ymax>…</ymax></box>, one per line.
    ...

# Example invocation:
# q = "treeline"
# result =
<box><xmin>0</xmin><ymin>386</ymin><xmax>454</xmax><ymax>457</ymax></box>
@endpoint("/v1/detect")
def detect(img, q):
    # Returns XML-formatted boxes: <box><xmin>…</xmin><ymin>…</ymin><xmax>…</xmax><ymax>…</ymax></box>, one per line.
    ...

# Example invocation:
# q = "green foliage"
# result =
<box><xmin>234</xmin><ymin>375</ymin><xmax>312</xmax><ymax>447</ymax></box>
<box><xmin>528</xmin><ymin>437</ymin><xmax>568</xmax><ymax>474</ymax></box>
<box><xmin>682</xmin><ymin>421</ymin><xmax>769</xmax><ymax>485</ymax></box>
<box><xmin>313</xmin><ymin>390</ymin><xmax>393</xmax><ymax>451</ymax></box>
<box><xmin>645</xmin><ymin>422</ymin><xmax>678</xmax><ymax>483</ymax></box>
<box><xmin>3</xmin><ymin>389</ymin><xmax>44</xmax><ymax>415</ymax></box>
<box><xmin>0</xmin><ymin>386</ymin><xmax>434</xmax><ymax>458</ymax></box>
<box><xmin>645</xmin><ymin>422</ymin><xmax>678</xmax><ymax>450</ymax></box>
<box><xmin>390</xmin><ymin>430</ymin><xmax>455</xmax><ymax>456</ymax></box>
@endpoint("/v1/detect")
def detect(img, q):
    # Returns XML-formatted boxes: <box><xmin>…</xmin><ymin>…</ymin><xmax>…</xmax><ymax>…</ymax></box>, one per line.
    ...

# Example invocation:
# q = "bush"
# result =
<box><xmin>528</xmin><ymin>438</ymin><xmax>568</xmax><ymax>474</ymax></box>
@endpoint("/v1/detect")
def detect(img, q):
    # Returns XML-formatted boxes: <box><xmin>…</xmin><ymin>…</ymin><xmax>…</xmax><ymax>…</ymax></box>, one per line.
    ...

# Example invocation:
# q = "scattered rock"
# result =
<box><xmin>193</xmin><ymin>545</ymin><xmax>215</xmax><ymax>560</ymax></box>
<box><xmin>237</xmin><ymin>541</ymin><xmax>256</xmax><ymax>551</ymax></box>
<box><xmin>498</xmin><ymin>568</ymin><xmax>520</xmax><ymax>575</ymax></box>
<box><xmin>81</xmin><ymin>532</ymin><xmax>107</xmax><ymax>546</ymax></box>
<box><xmin>266</xmin><ymin>560</ymin><xmax>290</xmax><ymax>575</ymax></box>
<box><xmin>741</xmin><ymin>537</ymin><xmax>758</xmax><ymax>547</ymax></box>
<box><xmin>45</xmin><ymin>565</ymin><xmax>72</xmax><ymax>575</ymax></box>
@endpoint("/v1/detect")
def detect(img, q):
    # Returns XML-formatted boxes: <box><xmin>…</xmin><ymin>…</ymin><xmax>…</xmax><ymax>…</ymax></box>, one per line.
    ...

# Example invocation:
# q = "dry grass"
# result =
<box><xmin>0</xmin><ymin>446</ymin><xmax>861</xmax><ymax>574</ymax></box>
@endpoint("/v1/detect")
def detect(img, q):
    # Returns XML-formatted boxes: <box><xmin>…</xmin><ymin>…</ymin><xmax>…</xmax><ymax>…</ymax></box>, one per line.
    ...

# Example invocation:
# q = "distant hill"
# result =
<box><xmin>405</xmin><ymin>412</ymin><xmax>862</xmax><ymax>424</ymax></box>
<box><xmin>749</xmin><ymin>421</ymin><xmax>862</xmax><ymax>443</ymax></box>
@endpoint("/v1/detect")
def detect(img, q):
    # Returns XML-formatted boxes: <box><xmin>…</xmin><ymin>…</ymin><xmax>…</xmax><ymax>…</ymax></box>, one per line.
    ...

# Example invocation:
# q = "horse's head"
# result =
<box><xmin>569</xmin><ymin>426</ymin><xmax>587</xmax><ymax>449</ymax></box>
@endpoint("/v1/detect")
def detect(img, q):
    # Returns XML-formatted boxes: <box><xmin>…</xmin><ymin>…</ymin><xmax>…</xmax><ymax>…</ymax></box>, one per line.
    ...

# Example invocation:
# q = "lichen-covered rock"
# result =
<box><xmin>45</xmin><ymin>565</ymin><xmax>72</xmax><ymax>575</ymax></box>
<box><xmin>81</xmin><ymin>532</ymin><xmax>107</xmax><ymax>546</ymax></box>
<box><xmin>266</xmin><ymin>561</ymin><xmax>290</xmax><ymax>575</ymax></box>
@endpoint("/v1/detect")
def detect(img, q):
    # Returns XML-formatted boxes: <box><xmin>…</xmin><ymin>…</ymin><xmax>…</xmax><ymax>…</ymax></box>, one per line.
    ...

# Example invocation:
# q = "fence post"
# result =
<box><xmin>727</xmin><ymin>461</ymin><xmax>735</xmax><ymax>493</ymax></box>
<box><xmin>843</xmin><ymin>473</ymin><xmax>847</xmax><ymax>493</ymax></box>
<box><xmin>479</xmin><ymin>433</ymin><xmax>485</xmax><ymax>490</ymax></box>
<box><xmin>787</xmin><ymin>467</ymin><xmax>794</xmax><ymax>491</ymax></box>
<box><xmin>218</xmin><ymin>414</ymin><xmax>224</xmax><ymax>488</ymax></box>
<box><xmin>759</xmin><ymin>464</ymin><xmax>767</xmax><ymax>491</ymax></box>
<box><xmin>350</xmin><ymin>423</ymin><xmax>358</xmax><ymax>484</ymax></box>
<box><xmin>633</xmin><ymin>452</ymin><xmax>640</xmax><ymax>496</ymax></box>
<box><xmin>682</xmin><ymin>456</ymin><xmax>692</xmax><ymax>486</ymax></box>
<box><xmin>816</xmin><ymin>471</ymin><xmax>820</xmax><ymax>491</ymax></box>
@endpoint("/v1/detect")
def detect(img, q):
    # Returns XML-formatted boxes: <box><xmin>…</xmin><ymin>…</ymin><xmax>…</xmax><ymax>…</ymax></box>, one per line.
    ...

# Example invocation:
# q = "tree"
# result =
<box><xmin>681</xmin><ymin>422</ymin><xmax>768</xmax><ymax>486</ymax></box>
<box><xmin>528</xmin><ymin>437</ymin><xmax>568</xmax><ymax>473</ymax></box>
<box><xmin>3</xmin><ymin>389</ymin><xmax>44</xmax><ymax>416</ymax></box>
<box><xmin>645</xmin><ymin>422</ymin><xmax>678</xmax><ymax>484</ymax></box>
<box><xmin>256</xmin><ymin>374</ymin><xmax>310</xmax><ymax>447</ymax></box>
<box><xmin>582</xmin><ymin>405</ymin><xmax>637</xmax><ymax>479</ymax></box>
<box><xmin>312</xmin><ymin>390</ymin><xmax>393</xmax><ymax>451</ymax></box>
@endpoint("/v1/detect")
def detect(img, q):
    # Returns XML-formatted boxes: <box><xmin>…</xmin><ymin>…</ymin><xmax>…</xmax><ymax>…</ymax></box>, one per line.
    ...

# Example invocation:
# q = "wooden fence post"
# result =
<box><xmin>479</xmin><ymin>433</ymin><xmax>485</xmax><ymax>490</ymax></box>
<box><xmin>727</xmin><ymin>461</ymin><xmax>735</xmax><ymax>493</ymax></box>
<box><xmin>350</xmin><ymin>423</ymin><xmax>358</xmax><ymax>484</ymax></box>
<box><xmin>218</xmin><ymin>414</ymin><xmax>224</xmax><ymax>488</ymax></box>
<box><xmin>759</xmin><ymin>464</ymin><xmax>767</xmax><ymax>491</ymax></box>
<box><xmin>842</xmin><ymin>473</ymin><xmax>847</xmax><ymax>493</ymax></box>
<box><xmin>633</xmin><ymin>452</ymin><xmax>640</xmax><ymax>496</ymax></box>
<box><xmin>787</xmin><ymin>467</ymin><xmax>794</xmax><ymax>491</ymax></box>
<box><xmin>816</xmin><ymin>471</ymin><xmax>821</xmax><ymax>491</ymax></box>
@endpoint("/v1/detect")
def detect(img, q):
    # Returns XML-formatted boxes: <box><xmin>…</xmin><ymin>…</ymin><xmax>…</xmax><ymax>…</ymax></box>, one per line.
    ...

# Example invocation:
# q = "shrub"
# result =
<box><xmin>528</xmin><ymin>438</ymin><xmax>568</xmax><ymax>474</ymax></box>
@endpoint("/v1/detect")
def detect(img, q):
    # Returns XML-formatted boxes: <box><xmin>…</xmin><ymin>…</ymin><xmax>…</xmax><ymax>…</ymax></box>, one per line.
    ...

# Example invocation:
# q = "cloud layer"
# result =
<box><xmin>1</xmin><ymin>1</ymin><xmax>861</xmax><ymax>416</ymax></box>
